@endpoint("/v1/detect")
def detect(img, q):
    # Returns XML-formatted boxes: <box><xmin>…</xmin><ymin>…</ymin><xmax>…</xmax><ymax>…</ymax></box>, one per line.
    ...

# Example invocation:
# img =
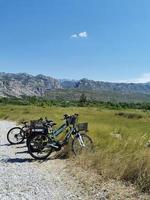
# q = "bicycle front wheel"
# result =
<box><xmin>7</xmin><ymin>127</ymin><xmax>25</xmax><ymax>144</ymax></box>
<box><xmin>72</xmin><ymin>133</ymin><xmax>94</xmax><ymax>156</ymax></box>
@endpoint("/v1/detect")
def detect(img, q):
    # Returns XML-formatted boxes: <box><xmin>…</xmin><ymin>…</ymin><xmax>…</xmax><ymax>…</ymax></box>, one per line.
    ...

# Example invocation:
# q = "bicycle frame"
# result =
<box><xmin>48</xmin><ymin>124</ymin><xmax>85</xmax><ymax>148</ymax></box>
<box><xmin>52</xmin><ymin>123</ymin><xmax>67</xmax><ymax>137</ymax></box>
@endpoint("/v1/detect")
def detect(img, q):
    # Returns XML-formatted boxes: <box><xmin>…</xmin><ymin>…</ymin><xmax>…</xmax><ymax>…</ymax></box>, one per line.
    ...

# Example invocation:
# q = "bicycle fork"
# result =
<box><xmin>77</xmin><ymin>133</ymin><xmax>85</xmax><ymax>147</ymax></box>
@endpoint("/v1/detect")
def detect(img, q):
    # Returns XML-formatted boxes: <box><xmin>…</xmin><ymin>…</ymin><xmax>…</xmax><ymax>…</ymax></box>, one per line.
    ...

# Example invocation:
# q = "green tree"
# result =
<box><xmin>79</xmin><ymin>93</ymin><xmax>87</xmax><ymax>106</ymax></box>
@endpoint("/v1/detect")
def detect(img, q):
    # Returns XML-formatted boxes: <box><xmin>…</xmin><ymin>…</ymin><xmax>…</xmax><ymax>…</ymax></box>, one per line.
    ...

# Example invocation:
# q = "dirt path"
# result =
<box><xmin>0</xmin><ymin>121</ymin><xmax>90</xmax><ymax>200</ymax></box>
<box><xmin>0</xmin><ymin>120</ymin><xmax>149</xmax><ymax>200</ymax></box>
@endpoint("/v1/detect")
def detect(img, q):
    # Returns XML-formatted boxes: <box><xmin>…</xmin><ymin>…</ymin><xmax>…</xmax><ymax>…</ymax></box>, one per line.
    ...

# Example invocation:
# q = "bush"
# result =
<box><xmin>115</xmin><ymin>112</ymin><xmax>143</xmax><ymax>119</ymax></box>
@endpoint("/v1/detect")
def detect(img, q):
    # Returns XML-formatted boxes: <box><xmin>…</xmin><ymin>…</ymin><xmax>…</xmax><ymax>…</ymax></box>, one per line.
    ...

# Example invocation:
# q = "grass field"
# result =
<box><xmin>0</xmin><ymin>104</ymin><xmax>150</xmax><ymax>193</ymax></box>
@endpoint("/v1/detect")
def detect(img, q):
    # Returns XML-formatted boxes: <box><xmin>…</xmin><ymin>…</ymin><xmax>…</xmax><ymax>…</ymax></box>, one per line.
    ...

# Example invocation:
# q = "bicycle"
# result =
<box><xmin>7</xmin><ymin>118</ymin><xmax>56</xmax><ymax>145</ymax></box>
<box><xmin>27</xmin><ymin>114</ymin><xmax>94</xmax><ymax>160</ymax></box>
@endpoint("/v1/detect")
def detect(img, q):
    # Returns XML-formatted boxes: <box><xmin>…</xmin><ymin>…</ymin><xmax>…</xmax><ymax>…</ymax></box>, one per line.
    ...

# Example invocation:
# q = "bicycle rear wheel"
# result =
<box><xmin>7</xmin><ymin>127</ymin><xmax>25</xmax><ymax>144</ymax></box>
<box><xmin>28</xmin><ymin>133</ymin><xmax>53</xmax><ymax>160</ymax></box>
<box><xmin>72</xmin><ymin>133</ymin><xmax>94</xmax><ymax>156</ymax></box>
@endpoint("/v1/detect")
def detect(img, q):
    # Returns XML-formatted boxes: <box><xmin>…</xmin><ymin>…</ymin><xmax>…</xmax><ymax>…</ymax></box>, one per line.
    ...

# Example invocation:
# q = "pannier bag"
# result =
<box><xmin>30</xmin><ymin>120</ymin><xmax>48</xmax><ymax>134</ymax></box>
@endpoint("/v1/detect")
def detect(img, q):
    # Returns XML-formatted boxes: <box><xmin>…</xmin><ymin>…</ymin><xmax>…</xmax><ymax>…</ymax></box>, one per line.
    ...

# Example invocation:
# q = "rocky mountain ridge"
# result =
<box><xmin>0</xmin><ymin>73</ymin><xmax>61</xmax><ymax>97</ymax></box>
<box><xmin>1</xmin><ymin>72</ymin><xmax>150</xmax><ymax>102</ymax></box>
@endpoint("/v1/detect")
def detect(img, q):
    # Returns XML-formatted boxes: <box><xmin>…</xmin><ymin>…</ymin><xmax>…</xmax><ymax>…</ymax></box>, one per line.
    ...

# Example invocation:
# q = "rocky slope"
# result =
<box><xmin>0</xmin><ymin>73</ymin><xmax>61</xmax><ymax>97</ymax></box>
<box><xmin>1</xmin><ymin>72</ymin><xmax>150</xmax><ymax>102</ymax></box>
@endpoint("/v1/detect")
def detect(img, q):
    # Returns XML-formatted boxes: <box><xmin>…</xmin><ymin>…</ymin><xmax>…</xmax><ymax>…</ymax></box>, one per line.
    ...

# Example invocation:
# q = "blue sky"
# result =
<box><xmin>0</xmin><ymin>0</ymin><xmax>150</xmax><ymax>82</ymax></box>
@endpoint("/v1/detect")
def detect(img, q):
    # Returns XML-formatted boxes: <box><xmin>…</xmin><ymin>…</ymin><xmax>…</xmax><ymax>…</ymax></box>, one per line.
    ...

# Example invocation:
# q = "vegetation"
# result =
<box><xmin>2</xmin><ymin>96</ymin><xmax>150</xmax><ymax>110</ymax></box>
<box><xmin>0</xmin><ymin>99</ymin><xmax>150</xmax><ymax>193</ymax></box>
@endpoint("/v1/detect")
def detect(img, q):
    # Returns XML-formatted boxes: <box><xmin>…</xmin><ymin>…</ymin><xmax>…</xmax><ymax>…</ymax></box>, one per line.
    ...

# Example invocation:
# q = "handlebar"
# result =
<box><xmin>63</xmin><ymin>113</ymin><xmax>79</xmax><ymax>119</ymax></box>
<box><xmin>63</xmin><ymin>113</ymin><xmax>79</xmax><ymax>127</ymax></box>
<box><xmin>21</xmin><ymin>121</ymin><xmax>28</xmax><ymax>125</ymax></box>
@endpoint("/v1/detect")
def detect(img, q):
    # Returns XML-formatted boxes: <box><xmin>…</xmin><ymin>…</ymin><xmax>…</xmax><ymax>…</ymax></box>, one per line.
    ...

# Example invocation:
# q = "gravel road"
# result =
<box><xmin>0</xmin><ymin>121</ymin><xmax>90</xmax><ymax>200</ymax></box>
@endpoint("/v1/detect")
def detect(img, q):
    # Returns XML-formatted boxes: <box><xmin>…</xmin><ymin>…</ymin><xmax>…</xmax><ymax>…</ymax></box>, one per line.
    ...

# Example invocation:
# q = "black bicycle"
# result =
<box><xmin>28</xmin><ymin>114</ymin><xmax>94</xmax><ymax>160</ymax></box>
<box><xmin>7</xmin><ymin>118</ymin><xmax>56</xmax><ymax>145</ymax></box>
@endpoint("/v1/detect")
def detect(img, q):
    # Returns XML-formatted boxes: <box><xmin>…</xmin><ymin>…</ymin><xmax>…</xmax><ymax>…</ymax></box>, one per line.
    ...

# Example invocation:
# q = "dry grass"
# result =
<box><xmin>0</xmin><ymin>104</ymin><xmax>150</xmax><ymax>193</ymax></box>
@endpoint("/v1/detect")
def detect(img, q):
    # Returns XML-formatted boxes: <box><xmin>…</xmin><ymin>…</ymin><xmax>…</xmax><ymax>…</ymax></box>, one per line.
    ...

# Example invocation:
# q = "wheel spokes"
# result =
<box><xmin>73</xmin><ymin>134</ymin><xmax>93</xmax><ymax>155</ymax></box>
<box><xmin>8</xmin><ymin>129</ymin><xmax>24</xmax><ymax>143</ymax></box>
<box><xmin>29</xmin><ymin>135</ymin><xmax>52</xmax><ymax>158</ymax></box>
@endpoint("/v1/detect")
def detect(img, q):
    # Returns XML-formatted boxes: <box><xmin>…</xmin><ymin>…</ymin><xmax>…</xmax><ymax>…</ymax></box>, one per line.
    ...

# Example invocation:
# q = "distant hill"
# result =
<box><xmin>1</xmin><ymin>72</ymin><xmax>150</xmax><ymax>102</ymax></box>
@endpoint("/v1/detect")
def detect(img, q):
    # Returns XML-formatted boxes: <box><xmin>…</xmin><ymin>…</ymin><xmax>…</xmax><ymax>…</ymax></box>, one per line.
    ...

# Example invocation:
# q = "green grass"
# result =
<box><xmin>0</xmin><ymin>104</ymin><xmax>150</xmax><ymax>193</ymax></box>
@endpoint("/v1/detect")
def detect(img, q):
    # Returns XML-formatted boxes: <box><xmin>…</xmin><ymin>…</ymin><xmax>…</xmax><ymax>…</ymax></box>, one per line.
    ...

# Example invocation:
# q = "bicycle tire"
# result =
<box><xmin>28</xmin><ymin>133</ymin><xmax>53</xmax><ymax>160</ymax></box>
<box><xmin>7</xmin><ymin>127</ymin><xmax>25</xmax><ymax>145</ymax></box>
<box><xmin>72</xmin><ymin>133</ymin><xmax>94</xmax><ymax>156</ymax></box>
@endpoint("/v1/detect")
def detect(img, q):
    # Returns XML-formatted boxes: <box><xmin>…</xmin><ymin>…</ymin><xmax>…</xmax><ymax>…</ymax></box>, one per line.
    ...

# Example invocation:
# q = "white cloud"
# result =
<box><xmin>78</xmin><ymin>31</ymin><xmax>88</xmax><ymax>38</ymax></box>
<box><xmin>71</xmin><ymin>34</ymin><xmax>78</xmax><ymax>38</ymax></box>
<box><xmin>71</xmin><ymin>31</ymin><xmax>88</xmax><ymax>39</ymax></box>
<box><xmin>119</xmin><ymin>73</ymin><xmax>150</xmax><ymax>83</ymax></box>
<box><xmin>130</xmin><ymin>73</ymin><xmax>150</xmax><ymax>83</ymax></box>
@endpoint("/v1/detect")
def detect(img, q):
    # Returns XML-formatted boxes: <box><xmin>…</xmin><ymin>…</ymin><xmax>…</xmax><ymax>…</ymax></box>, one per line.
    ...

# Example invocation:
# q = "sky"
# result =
<box><xmin>0</xmin><ymin>0</ymin><xmax>150</xmax><ymax>83</ymax></box>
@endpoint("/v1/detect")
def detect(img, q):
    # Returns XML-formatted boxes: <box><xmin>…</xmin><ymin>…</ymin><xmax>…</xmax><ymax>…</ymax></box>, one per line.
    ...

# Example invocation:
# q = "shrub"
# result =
<box><xmin>115</xmin><ymin>112</ymin><xmax>143</xmax><ymax>119</ymax></box>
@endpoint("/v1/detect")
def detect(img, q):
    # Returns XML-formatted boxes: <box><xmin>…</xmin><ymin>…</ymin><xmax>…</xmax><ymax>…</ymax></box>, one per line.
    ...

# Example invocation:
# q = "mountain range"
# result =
<box><xmin>1</xmin><ymin>72</ymin><xmax>150</xmax><ymax>102</ymax></box>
